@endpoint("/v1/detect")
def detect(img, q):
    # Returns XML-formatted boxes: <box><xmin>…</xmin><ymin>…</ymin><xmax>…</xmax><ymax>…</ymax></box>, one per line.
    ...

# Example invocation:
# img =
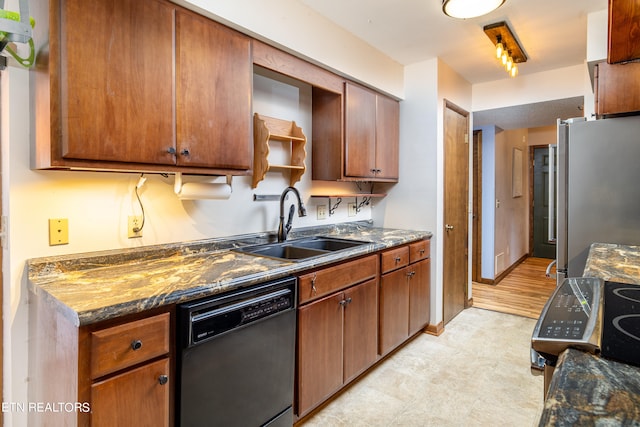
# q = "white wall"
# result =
<box><xmin>373</xmin><ymin>58</ymin><xmax>439</xmax><ymax>322</ymax></box>
<box><xmin>472</xmin><ymin>64</ymin><xmax>587</xmax><ymax>112</ymax></box>
<box><xmin>375</xmin><ymin>58</ymin><xmax>472</xmax><ymax>326</ymax></box>
<box><xmin>476</xmin><ymin>125</ymin><xmax>497</xmax><ymax>279</ymax></box>
<box><xmin>172</xmin><ymin>0</ymin><xmax>405</xmax><ymax>99</ymax></box>
<box><xmin>493</xmin><ymin>129</ymin><xmax>529</xmax><ymax>275</ymax></box>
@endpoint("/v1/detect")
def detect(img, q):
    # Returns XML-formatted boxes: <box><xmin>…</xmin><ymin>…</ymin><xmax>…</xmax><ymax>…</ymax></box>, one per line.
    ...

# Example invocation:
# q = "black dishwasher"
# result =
<box><xmin>177</xmin><ymin>277</ymin><xmax>297</xmax><ymax>427</ymax></box>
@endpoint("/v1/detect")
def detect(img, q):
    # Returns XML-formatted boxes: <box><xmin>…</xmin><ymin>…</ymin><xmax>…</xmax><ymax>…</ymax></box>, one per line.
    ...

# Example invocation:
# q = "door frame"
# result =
<box><xmin>472</xmin><ymin>130</ymin><xmax>482</xmax><ymax>283</ymax></box>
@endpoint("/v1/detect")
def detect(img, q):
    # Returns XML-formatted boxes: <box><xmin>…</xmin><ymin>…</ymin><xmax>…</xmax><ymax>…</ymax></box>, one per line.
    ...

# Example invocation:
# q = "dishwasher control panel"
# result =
<box><xmin>180</xmin><ymin>277</ymin><xmax>297</xmax><ymax>347</ymax></box>
<box><xmin>532</xmin><ymin>277</ymin><xmax>603</xmax><ymax>359</ymax></box>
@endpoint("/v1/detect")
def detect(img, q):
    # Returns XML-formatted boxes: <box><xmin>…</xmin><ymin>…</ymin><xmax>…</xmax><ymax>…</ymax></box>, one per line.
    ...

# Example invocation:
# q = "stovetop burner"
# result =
<box><xmin>601</xmin><ymin>281</ymin><xmax>640</xmax><ymax>367</ymax></box>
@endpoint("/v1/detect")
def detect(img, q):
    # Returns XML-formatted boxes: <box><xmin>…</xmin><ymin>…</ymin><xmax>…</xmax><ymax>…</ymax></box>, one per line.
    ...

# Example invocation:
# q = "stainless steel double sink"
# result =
<box><xmin>233</xmin><ymin>236</ymin><xmax>370</xmax><ymax>262</ymax></box>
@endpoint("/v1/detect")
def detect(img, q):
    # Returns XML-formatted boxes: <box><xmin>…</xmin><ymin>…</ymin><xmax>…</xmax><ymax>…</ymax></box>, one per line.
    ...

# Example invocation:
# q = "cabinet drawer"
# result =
<box><xmin>381</xmin><ymin>246</ymin><xmax>409</xmax><ymax>274</ymax></box>
<box><xmin>299</xmin><ymin>255</ymin><xmax>378</xmax><ymax>304</ymax></box>
<box><xmin>90</xmin><ymin>312</ymin><xmax>170</xmax><ymax>379</ymax></box>
<box><xmin>409</xmin><ymin>240</ymin><xmax>430</xmax><ymax>263</ymax></box>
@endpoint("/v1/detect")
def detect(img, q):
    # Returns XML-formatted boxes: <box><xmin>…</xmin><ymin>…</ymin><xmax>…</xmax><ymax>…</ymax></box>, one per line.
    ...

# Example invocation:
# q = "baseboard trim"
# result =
<box><xmin>495</xmin><ymin>254</ymin><xmax>528</xmax><ymax>284</ymax></box>
<box><xmin>425</xmin><ymin>321</ymin><xmax>444</xmax><ymax>336</ymax></box>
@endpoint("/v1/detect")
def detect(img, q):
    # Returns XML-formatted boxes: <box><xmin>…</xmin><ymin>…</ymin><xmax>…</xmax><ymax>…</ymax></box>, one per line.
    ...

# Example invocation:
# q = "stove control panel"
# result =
<box><xmin>532</xmin><ymin>277</ymin><xmax>603</xmax><ymax>360</ymax></box>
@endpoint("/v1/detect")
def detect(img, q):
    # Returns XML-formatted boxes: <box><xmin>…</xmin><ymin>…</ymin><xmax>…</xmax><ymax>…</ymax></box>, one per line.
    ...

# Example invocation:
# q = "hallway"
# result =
<box><xmin>472</xmin><ymin>257</ymin><xmax>557</xmax><ymax>319</ymax></box>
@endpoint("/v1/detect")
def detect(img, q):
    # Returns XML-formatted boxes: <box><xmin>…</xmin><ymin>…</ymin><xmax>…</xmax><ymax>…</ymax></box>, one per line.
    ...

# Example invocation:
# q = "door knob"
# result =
<box><xmin>445</xmin><ymin>224</ymin><xmax>454</xmax><ymax>231</ymax></box>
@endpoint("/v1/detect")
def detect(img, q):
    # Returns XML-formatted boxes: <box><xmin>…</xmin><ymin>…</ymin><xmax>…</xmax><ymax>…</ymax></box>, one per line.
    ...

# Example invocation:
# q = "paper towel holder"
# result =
<box><xmin>174</xmin><ymin>172</ymin><xmax>233</xmax><ymax>197</ymax></box>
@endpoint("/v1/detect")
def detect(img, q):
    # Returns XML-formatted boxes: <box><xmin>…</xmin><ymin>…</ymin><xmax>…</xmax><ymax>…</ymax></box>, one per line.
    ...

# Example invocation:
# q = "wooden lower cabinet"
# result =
<box><xmin>296</xmin><ymin>277</ymin><xmax>378</xmax><ymax>417</ymax></box>
<box><xmin>29</xmin><ymin>299</ymin><xmax>173</xmax><ymax>426</ymax></box>
<box><xmin>91</xmin><ymin>357</ymin><xmax>170</xmax><ymax>427</ymax></box>
<box><xmin>380</xmin><ymin>240</ymin><xmax>431</xmax><ymax>356</ymax></box>
<box><xmin>409</xmin><ymin>258</ymin><xmax>431</xmax><ymax>336</ymax></box>
<box><xmin>379</xmin><ymin>266</ymin><xmax>411</xmax><ymax>355</ymax></box>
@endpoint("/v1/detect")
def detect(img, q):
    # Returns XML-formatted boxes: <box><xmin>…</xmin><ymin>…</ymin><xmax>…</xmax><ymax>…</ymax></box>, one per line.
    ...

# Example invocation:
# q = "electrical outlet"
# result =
<box><xmin>317</xmin><ymin>205</ymin><xmax>327</xmax><ymax>220</ymax></box>
<box><xmin>49</xmin><ymin>218</ymin><xmax>69</xmax><ymax>246</ymax></box>
<box><xmin>128</xmin><ymin>215</ymin><xmax>143</xmax><ymax>238</ymax></box>
<box><xmin>348</xmin><ymin>203</ymin><xmax>357</xmax><ymax>217</ymax></box>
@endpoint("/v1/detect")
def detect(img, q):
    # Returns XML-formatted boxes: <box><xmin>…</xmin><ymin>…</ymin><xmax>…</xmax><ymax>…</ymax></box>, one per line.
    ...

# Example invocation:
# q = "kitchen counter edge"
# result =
<box><xmin>27</xmin><ymin>223</ymin><xmax>432</xmax><ymax>327</ymax></box>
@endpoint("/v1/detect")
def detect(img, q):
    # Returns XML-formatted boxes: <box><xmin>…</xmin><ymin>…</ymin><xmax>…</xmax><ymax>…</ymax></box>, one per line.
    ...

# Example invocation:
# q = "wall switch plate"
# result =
<box><xmin>49</xmin><ymin>218</ymin><xmax>69</xmax><ymax>246</ymax></box>
<box><xmin>128</xmin><ymin>215</ymin><xmax>143</xmax><ymax>238</ymax></box>
<box><xmin>348</xmin><ymin>203</ymin><xmax>357</xmax><ymax>217</ymax></box>
<box><xmin>317</xmin><ymin>205</ymin><xmax>327</xmax><ymax>220</ymax></box>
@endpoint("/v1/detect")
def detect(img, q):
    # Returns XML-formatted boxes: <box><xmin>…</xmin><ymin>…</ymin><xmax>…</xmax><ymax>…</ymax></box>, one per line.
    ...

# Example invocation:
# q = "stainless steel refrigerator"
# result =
<box><xmin>551</xmin><ymin>115</ymin><xmax>640</xmax><ymax>285</ymax></box>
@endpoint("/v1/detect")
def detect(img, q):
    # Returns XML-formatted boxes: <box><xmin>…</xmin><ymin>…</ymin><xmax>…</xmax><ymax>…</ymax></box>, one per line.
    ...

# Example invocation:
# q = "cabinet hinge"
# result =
<box><xmin>464</xmin><ymin>133</ymin><xmax>469</xmax><ymax>144</ymax></box>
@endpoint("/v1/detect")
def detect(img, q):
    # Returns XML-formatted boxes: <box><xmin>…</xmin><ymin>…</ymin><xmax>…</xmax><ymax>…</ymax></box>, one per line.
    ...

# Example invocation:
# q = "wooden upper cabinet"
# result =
<box><xmin>608</xmin><ymin>0</ymin><xmax>640</xmax><ymax>63</ymax></box>
<box><xmin>60</xmin><ymin>0</ymin><xmax>175</xmax><ymax>165</ymax></box>
<box><xmin>32</xmin><ymin>0</ymin><xmax>252</xmax><ymax>174</ymax></box>
<box><xmin>344</xmin><ymin>82</ymin><xmax>400</xmax><ymax>181</ymax></box>
<box><xmin>175</xmin><ymin>10</ymin><xmax>252</xmax><ymax>170</ymax></box>
<box><xmin>594</xmin><ymin>61</ymin><xmax>640</xmax><ymax>117</ymax></box>
<box><xmin>344</xmin><ymin>83</ymin><xmax>377</xmax><ymax>178</ymax></box>
<box><xmin>375</xmin><ymin>94</ymin><xmax>400</xmax><ymax>180</ymax></box>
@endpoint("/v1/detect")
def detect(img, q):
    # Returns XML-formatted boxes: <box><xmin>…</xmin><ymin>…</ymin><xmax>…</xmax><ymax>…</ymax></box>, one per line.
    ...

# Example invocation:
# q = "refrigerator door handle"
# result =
<box><xmin>556</xmin><ymin>119</ymin><xmax>569</xmax><ymax>286</ymax></box>
<box><xmin>545</xmin><ymin>259</ymin><xmax>557</xmax><ymax>279</ymax></box>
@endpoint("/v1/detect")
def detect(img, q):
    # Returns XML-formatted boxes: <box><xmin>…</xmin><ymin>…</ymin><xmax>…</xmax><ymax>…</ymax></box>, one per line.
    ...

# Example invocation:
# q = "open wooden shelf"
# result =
<box><xmin>252</xmin><ymin>113</ymin><xmax>307</xmax><ymax>188</ymax></box>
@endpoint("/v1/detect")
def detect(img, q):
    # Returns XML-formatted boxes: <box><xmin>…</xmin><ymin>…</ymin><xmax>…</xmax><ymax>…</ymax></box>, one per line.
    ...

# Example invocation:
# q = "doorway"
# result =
<box><xmin>531</xmin><ymin>145</ymin><xmax>556</xmax><ymax>259</ymax></box>
<box><xmin>443</xmin><ymin>100</ymin><xmax>469</xmax><ymax>325</ymax></box>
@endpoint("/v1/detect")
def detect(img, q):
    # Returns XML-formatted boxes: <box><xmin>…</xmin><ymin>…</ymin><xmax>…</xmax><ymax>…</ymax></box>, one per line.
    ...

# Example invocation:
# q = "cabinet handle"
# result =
<box><xmin>180</xmin><ymin>148</ymin><xmax>190</xmax><ymax>156</ymax></box>
<box><xmin>395</xmin><ymin>256</ymin><xmax>401</xmax><ymax>264</ymax></box>
<box><xmin>419</xmin><ymin>248</ymin><xmax>425</xmax><ymax>255</ymax></box>
<box><xmin>445</xmin><ymin>224</ymin><xmax>454</xmax><ymax>231</ymax></box>
<box><xmin>158</xmin><ymin>375</ymin><xmax>169</xmax><ymax>386</ymax></box>
<box><xmin>311</xmin><ymin>272</ymin><xmax>317</xmax><ymax>295</ymax></box>
<box><xmin>131</xmin><ymin>340</ymin><xmax>143</xmax><ymax>351</ymax></box>
<box><xmin>167</xmin><ymin>147</ymin><xmax>176</xmax><ymax>155</ymax></box>
<box><xmin>339</xmin><ymin>297</ymin><xmax>353</xmax><ymax>307</ymax></box>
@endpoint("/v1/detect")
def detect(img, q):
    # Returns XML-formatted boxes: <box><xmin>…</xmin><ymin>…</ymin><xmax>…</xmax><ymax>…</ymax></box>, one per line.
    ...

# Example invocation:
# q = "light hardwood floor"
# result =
<box><xmin>473</xmin><ymin>257</ymin><xmax>557</xmax><ymax>319</ymax></box>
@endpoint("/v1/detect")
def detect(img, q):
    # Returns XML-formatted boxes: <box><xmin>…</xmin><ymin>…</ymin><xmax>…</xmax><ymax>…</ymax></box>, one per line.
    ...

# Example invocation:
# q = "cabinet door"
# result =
<box><xmin>343</xmin><ymin>279</ymin><xmax>378</xmax><ymax>383</ymax></box>
<box><xmin>91</xmin><ymin>357</ymin><xmax>170</xmax><ymax>427</ymax></box>
<box><xmin>375</xmin><ymin>95</ymin><xmax>400</xmax><ymax>180</ymax></box>
<box><xmin>61</xmin><ymin>0</ymin><xmax>175</xmax><ymax>164</ymax></box>
<box><xmin>344</xmin><ymin>82</ymin><xmax>377</xmax><ymax>178</ymax></box>
<box><xmin>595</xmin><ymin>61</ymin><xmax>640</xmax><ymax>117</ymax></box>
<box><xmin>608</xmin><ymin>0</ymin><xmax>640</xmax><ymax>63</ymax></box>
<box><xmin>297</xmin><ymin>293</ymin><xmax>344</xmax><ymax>417</ymax></box>
<box><xmin>176</xmin><ymin>10</ymin><xmax>252</xmax><ymax>170</ymax></box>
<box><xmin>379</xmin><ymin>266</ymin><xmax>410</xmax><ymax>355</ymax></box>
<box><xmin>409</xmin><ymin>258</ymin><xmax>431</xmax><ymax>336</ymax></box>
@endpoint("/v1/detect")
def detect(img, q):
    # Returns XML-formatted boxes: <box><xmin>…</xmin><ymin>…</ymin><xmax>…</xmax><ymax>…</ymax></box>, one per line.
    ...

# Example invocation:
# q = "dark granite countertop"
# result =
<box><xmin>583</xmin><ymin>242</ymin><xmax>640</xmax><ymax>285</ymax></box>
<box><xmin>540</xmin><ymin>242</ymin><xmax>640</xmax><ymax>426</ymax></box>
<box><xmin>27</xmin><ymin>221</ymin><xmax>431</xmax><ymax>327</ymax></box>
<box><xmin>540</xmin><ymin>349</ymin><xmax>640</xmax><ymax>426</ymax></box>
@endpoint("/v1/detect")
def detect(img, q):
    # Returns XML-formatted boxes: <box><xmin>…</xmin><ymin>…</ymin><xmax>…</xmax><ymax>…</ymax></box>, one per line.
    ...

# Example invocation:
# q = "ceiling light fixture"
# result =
<box><xmin>483</xmin><ymin>21</ymin><xmax>527</xmax><ymax>77</ymax></box>
<box><xmin>442</xmin><ymin>0</ymin><xmax>505</xmax><ymax>19</ymax></box>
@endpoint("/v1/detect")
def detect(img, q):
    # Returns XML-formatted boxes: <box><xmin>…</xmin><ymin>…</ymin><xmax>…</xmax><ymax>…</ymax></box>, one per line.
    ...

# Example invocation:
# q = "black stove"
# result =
<box><xmin>601</xmin><ymin>281</ymin><xmax>640</xmax><ymax>367</ymax></box>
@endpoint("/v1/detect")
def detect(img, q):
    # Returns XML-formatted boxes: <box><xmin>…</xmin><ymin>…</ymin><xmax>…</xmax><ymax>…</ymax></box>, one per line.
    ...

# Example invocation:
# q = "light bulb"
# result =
<box><xmin>506</xmin><ymin>57</ymin><xmax>513</xmax><ymax>71</ymax></box>
<box><xmin>501</xmin><ymin>52</ymin><xmax>508</xmax><ymax>65</ymax></box>
<box><xmin>510</xmin><ymin>65</ymin><xmax>518</xmax><ymax>77</ymax></box>
<box><xmin>496</xmin><ymin>42</ymin><xmax>503</xmax><ymax>59</ymax></box>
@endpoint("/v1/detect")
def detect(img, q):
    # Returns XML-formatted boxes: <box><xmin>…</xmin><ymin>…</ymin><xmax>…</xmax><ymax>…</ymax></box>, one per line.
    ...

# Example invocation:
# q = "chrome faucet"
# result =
<box><xmin>277</xmin><ymin>186</ymin><xmax>307</xmax><ymax>242</ymax></box>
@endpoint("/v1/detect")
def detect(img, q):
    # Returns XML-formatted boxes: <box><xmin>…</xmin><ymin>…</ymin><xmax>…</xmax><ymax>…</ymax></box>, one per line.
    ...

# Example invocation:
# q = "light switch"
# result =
<box><xmin>49</xmin><ymin>218</ymin><xmax>69</xmax><ymax>246</ymax></box>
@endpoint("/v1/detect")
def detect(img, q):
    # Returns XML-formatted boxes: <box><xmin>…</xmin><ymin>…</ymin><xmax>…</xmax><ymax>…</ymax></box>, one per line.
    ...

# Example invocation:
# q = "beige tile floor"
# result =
<box><xmin>300</xmin><ymin>307</ymin><xmax>544</xmax><ymax>427</ymax></box>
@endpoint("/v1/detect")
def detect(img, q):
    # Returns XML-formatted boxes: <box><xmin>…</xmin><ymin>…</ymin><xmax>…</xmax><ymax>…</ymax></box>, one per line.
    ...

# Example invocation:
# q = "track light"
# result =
<box><xmin>484</xmin><ymin>21</ymin><xmax>527</xmax><ymax>78</ymax></box>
